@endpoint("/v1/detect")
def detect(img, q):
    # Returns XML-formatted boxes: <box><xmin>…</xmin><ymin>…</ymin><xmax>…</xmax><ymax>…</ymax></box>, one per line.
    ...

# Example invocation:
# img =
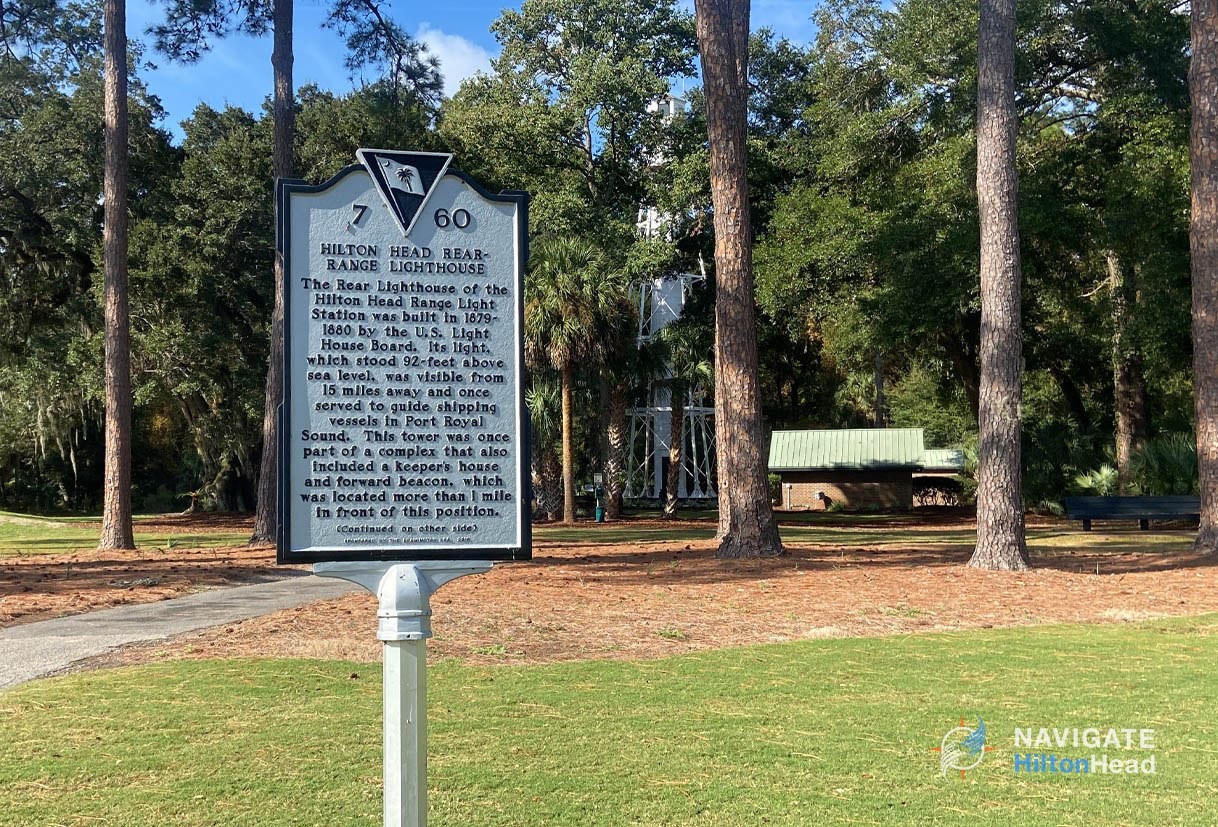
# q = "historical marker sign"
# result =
<box><xmin>277</xmin><ymin>151</ymin><xmax>530</xmax><ymax>564</ymax></box>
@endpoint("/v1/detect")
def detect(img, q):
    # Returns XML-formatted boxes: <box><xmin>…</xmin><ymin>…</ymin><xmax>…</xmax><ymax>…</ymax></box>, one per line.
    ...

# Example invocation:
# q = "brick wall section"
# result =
<box><xmin>775</xmin><ymin>470</ymin><xmax>913</xmax><ymax>511</ymax></box>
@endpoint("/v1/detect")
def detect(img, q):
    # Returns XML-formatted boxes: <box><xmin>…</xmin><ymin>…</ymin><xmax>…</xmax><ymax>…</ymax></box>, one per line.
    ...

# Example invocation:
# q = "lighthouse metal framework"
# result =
<box><xmin>623</xmin><ymin>275</ymin><xmax>717</xmax><ymax>500</ymax></box>
<box><xmin>623</xmin><ymin>95</ymin><xmax>717</xmax><ymax>501</ymax></box>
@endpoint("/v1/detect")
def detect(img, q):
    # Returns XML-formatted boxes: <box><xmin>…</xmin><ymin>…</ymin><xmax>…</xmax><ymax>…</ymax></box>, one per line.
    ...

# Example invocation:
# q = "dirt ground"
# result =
<box><xmin>68</xmin><ymin>513</ymin><xmax>1218</xmax><ymax>670</ymax></box>
<box><xmin>0</xmin><ymin>514</ymin><xmax>300</xmax><ymax>626</ymax></box>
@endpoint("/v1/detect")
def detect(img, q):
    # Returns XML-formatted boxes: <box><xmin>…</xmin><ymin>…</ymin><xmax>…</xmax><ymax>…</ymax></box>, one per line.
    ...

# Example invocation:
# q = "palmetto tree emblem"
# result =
<box><xmin>378</xmin><ymin>158</ymin><xmax>424</xmax><ymax>196</ymax></box>
<box><xmin>357</xmin><ymin>149</ymin><xmax>452</xmax><ymax>234</ymax></box>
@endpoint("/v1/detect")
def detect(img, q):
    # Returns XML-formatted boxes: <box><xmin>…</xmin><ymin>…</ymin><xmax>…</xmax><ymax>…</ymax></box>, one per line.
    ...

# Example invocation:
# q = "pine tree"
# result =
<box><xmin>1191</xmin><ymin>0</ymin><xmax>1218</xmax><ymax>553</ymax></box>
<box><xmin>969</xmin><ymin>0</ymin><xmax>1030</xmax><ymax>570</ymax></box>
<box><xmin>98</xmin><ymin>0</ymin><xmax>134</xmax><ymax>550</ymax></box>
<box><xmin>693</xmin><ymin>0</ymin><xmax>782</xmax><ymax>558</ymax></box>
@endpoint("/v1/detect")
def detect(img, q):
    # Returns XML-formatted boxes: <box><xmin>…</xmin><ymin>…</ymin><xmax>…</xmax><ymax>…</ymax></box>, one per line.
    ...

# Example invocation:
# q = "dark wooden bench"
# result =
<box><xmin>1064</xmin><ymin>495</ymin><xmax>1201</xmax><ymax>531</ymax></box>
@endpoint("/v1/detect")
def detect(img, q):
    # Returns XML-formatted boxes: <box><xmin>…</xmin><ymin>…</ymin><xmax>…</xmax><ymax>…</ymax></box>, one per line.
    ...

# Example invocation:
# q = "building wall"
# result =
<box><xmin>776</xmin><ymin>470</ymin><xmax>913</xmax><ymax>511</ymax></box>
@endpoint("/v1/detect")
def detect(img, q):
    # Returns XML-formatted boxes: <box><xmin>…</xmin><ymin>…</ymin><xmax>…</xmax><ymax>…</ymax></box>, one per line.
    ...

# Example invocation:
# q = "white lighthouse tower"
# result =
<box><xmin>623</xmin><ymin>94</ymin><xmax>717</xmax><ymax>501</ymax></box>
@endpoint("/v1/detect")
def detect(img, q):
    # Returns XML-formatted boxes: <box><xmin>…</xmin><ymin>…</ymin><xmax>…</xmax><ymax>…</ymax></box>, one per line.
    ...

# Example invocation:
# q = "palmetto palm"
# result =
<box><xmin>525</xmin><ymin>376</ymin><xmax>563</xmax><ymax>520</ymax></box>
<box><xmin>526</xmin><ymin>235</ymin><xmax>629</xmax><ymax>523</ymax></box>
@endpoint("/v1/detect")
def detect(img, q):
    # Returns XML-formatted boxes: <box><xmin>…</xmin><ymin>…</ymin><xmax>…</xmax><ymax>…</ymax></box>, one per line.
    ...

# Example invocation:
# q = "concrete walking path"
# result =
<box><xmin>0</xmin><ymin>573</ymin><xmax>361</xmax><ymax>689</ymax></box>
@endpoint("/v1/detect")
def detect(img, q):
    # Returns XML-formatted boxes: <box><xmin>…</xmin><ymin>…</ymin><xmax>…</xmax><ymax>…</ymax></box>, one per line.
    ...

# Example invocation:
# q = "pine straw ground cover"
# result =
<box><xmin>4</xmin><ymin>509</ymin><xmax>1214</xmax><ymax>664</ymax></box>
<box><xmin>0</xmin><ymin>513</ymin><xmax>291</xmax><ymax>626</ymax></box>
<box><xmin>85</xmin><ymin>514</ymin><xmax>1216</xmax><ymax>668</ymax></box>
<box><xmin>2</xmin><ymin>616</ymin><xmax>1217</xmax><ymax>826</ymax></box>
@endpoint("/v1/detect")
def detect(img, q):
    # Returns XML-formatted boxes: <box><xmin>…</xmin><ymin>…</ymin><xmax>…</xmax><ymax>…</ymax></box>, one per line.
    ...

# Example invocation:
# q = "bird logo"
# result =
<box><xmin>933</xmin><ymin>716</ymin><xmax>991</xmax><ymax>778</ymax></box>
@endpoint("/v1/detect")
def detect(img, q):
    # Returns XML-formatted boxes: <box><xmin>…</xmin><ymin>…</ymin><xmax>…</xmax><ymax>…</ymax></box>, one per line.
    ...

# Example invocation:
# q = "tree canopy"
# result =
<box><xmin>0</xmin><ymin>0</ymin><xmax>1205</xmax><ymax>518</ymax></box>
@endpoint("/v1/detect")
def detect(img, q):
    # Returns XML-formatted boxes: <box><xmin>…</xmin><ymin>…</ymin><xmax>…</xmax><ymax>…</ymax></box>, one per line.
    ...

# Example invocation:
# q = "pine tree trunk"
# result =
<box><xmin>98</xmin><ymin>0</ymin><xmax>134</xmax><ymax>551</ymax></box>
<box><xmin>873</xmin><ymin>352</ymin><xmax>886</xmax><ymax>427</ymax></box>
<box><xmin>606</xmin><ymin>380</ymin><xmax>627</xmax><ymax>519</ymax></box>
<box><xmin>1109</xmin><ymin>254</ymin><xmax>1148</xmax><ymax>494</ymax></box>
<box><xmin>969</xmin><ymin>0</ymin><xmax>1029</xmax><ymax>571</ymax></box>
<box><xmin>251</xmin><ymin>0</ymin><xmax>294</xmax><ymax>545</ymax></box>
<box><xmin>695</xmin><ymin>0</ymin><xmax>782</xmax><ymax>559</ymax></box>
<box><xmin>664</xmin><ymin>388</ymin><xmax>685</xmax><ymax>518</ymax></box>
<box><xmin>1192</xmin><ymin>0</ymin><xmax>1218</xmax><ymax>553</ymax></box>
<box><xmin>561</xmin><ymin>360</ymin><xmax>576</xmax><ymax>524</ymax></box>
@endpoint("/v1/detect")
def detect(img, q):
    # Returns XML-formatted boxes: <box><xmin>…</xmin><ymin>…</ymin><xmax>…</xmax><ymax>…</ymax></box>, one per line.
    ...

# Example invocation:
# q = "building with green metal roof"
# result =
<box><xmin>919</xmin><ymin>448</ymin><xmax>966</xmax><ymax>474</ymax></box>
<box><xmin>769</xmin><ymin>428</ymin><xmax>926</xmax><ymax>472</ymax></box>
<box><xmin>769</xmin><ymin>428</ymin><xmax>960</xmax><ymax>511</ymax></box>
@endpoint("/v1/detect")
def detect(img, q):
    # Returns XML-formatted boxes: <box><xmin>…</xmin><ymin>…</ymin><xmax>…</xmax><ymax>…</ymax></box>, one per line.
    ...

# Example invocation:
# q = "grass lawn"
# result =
<box><xmin>2</xmin><ymin>616</ymin><xmax>1215</xmax><ymax>826</ymax></box>
<box><xmin>0</xmin><ymin>507</ymin><xmax>1194</xmax><ymax>558</ymax></box>
<box><xmin>0</xmin><ymin>516</ymin><xmax>250</xmax><ymax>558</ymax></box>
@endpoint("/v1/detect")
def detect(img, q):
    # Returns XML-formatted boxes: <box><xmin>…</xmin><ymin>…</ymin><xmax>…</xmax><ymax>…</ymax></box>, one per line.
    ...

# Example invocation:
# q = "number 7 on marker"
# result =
<box><xmin>351</xmin><ymin>203</ymin><xmax>369</xmax><ymax>226</ymax></box>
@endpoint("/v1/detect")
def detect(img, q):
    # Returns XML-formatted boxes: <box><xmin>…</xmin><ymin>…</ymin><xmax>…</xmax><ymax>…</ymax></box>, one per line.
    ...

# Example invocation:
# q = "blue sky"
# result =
<box><xmin>129</xmin><ymin>0</ymin><xmax>818</xmax><ymax>141</ymax></box>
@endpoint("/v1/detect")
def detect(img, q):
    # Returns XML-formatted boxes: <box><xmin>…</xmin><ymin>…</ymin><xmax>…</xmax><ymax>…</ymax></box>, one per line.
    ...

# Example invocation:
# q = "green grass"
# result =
<box><xmin>535</xmin><ymin>521</ymin><xmax>715</xmax><ymax>543</ymax></box>
<box><xmin>0</xmin><ymin>510</ymin><xmax>194</xmax><ymax>524</ymax></box>
<box><xmin>0</xmin><ymin>516</ymin><xmax>250</xmax><ymax>557</ymax></box>
<box><xmin>1</xmin><ymin>506</ymin><xmax>1191</xmax><ymax>558</ymax></box>
<box><xmin>3</xmin><ymin>616</ymin><xmax>1216</xmax><ymax>825</ymax></box>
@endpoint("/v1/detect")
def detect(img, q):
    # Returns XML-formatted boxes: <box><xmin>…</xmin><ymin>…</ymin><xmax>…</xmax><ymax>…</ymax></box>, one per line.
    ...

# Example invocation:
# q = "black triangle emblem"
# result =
<box><xmin>356</xmin><ymin>149</ymin><xmax>453</xmax><ymax>237</ymax></box>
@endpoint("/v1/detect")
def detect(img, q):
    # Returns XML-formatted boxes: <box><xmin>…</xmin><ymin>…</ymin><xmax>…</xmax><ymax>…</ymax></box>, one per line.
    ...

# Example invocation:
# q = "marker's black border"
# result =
<box><xmin>276</xmin><ymin>164</ymin><xmax>532</xmax><ymax>564</ymax></box>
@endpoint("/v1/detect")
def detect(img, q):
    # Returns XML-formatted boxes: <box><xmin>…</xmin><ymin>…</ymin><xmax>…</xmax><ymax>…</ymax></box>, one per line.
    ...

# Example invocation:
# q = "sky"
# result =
<box><xmin>129</xmin><ymin>0</ymin><xmax>818</xmax><ymax>142</ymax></box>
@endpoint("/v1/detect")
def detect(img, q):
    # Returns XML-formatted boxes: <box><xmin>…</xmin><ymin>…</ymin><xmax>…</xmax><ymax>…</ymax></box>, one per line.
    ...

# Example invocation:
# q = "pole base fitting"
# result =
<box><xmin>314</xmin><ymin>560</ymin><xmax>493</xmax><ymax>641</ymax></box>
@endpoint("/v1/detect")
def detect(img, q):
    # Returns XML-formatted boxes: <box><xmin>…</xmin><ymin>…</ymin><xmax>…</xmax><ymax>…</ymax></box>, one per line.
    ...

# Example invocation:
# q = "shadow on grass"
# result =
<box><xmin>520</xmin><ymin>536</ymin><xmax>1218</xmax><ymax>588</ymax></box>
<box><xmin>534</xmin><ymin>525</ymin><xmax>716</xmax><ymax>545</ymax></box>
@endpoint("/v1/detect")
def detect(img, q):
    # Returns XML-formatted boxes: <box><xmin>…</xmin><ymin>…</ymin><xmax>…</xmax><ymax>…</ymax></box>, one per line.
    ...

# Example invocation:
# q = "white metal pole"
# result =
<box><xmin>384</xmin><ymin>638</ymin><xmax>427</xmax><ymax>827</ymax></box>
<box><xmin>314</xmin><ymin>561</ymin><xmax>491</xmax><ymax>827</ymax></box>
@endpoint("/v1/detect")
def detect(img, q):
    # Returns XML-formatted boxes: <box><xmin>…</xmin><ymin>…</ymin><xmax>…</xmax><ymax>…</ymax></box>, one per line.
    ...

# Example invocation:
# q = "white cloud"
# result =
<box><xmin>415</xmin><ymin>24</ymin><xmax>495</xmax><ymax>99</ymax></box>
